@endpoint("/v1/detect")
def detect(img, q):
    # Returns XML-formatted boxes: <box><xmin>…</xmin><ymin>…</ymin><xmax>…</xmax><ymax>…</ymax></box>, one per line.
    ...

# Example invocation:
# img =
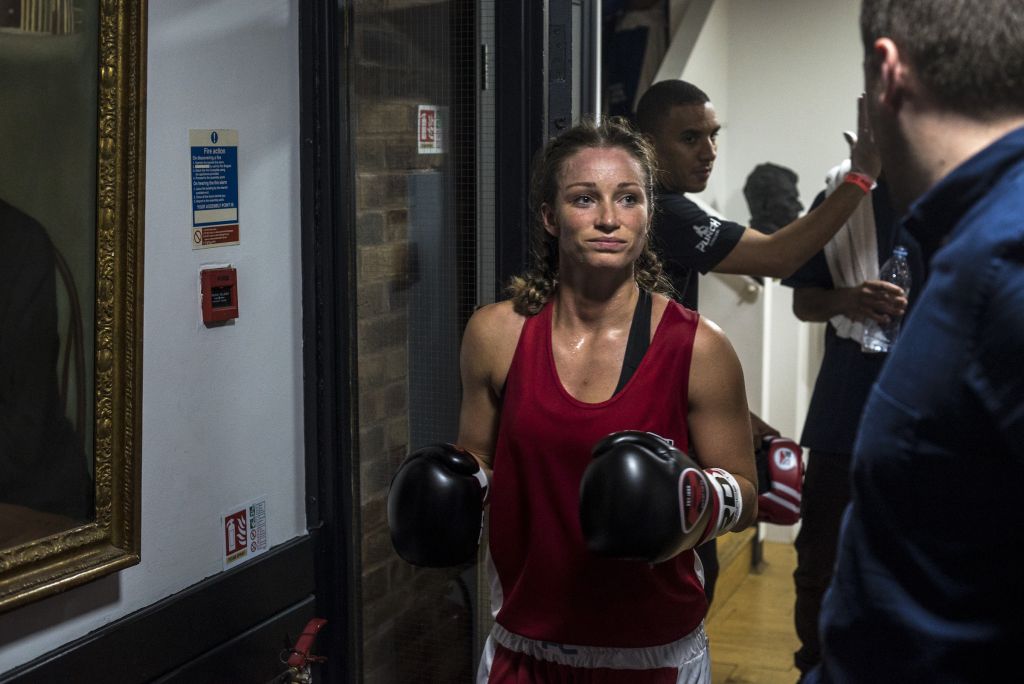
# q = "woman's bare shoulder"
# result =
<box><xmin>691</xmin><ymin>314</ymin><xmax>742</xmax><ymax>376</ymax></box>
<box><xmin>462</xmin><ymin>300</ymin><xmax>528</xmax><ymax>365</ymax></box>
<box><xmin>465</xmin><ymin>300</ymin><xmax>526</xmax><ymax>338</ymax></box>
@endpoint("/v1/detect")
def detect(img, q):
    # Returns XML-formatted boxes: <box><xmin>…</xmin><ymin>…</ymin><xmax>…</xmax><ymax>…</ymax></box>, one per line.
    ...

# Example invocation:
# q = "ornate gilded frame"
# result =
<box><xmin>0</xmin><ymin>0</ymin><xmax>145</xmax><ymax>613</ymax></box>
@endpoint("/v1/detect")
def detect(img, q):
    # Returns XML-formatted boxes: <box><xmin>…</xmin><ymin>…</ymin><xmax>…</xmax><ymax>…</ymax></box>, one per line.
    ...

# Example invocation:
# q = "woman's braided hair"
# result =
<box><xmin>507</xmin><ymin>116</ymin><xmax>673</xmax><ymax>316</ymax></box>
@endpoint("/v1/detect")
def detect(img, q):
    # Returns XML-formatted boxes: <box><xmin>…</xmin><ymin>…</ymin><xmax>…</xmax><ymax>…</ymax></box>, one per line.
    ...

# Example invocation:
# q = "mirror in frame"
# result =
<box><xmin>0</xmin><ymin>0</ymin><xmax>145</xmax><ymax>613</ymax></box>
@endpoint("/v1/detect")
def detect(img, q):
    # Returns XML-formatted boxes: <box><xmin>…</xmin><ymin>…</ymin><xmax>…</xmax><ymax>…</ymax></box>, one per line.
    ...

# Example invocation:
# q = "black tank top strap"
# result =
<box><xmin>613</xmin><ymin>288</ymin><xmax>652</xmax><ymax>395</ymax></box>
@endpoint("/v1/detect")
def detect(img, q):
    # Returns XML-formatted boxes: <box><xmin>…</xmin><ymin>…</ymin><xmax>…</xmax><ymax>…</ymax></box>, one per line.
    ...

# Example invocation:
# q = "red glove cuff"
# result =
<box><xmin>756</xmin><ymin>436</ymin><xmax>804</xmax><ymax>525</ymax></box>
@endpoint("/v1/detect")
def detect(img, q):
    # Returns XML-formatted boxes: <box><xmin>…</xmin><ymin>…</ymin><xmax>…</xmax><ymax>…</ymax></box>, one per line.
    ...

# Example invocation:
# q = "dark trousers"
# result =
<box><xmin>793</xmin><ymin>450</ymin><xmax>852</xmax><ymax>677</ymax></box>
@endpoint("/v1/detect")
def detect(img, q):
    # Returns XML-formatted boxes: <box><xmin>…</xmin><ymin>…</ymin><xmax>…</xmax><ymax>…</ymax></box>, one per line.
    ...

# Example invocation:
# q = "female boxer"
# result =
<box><xmin>455</xmin><ymin>118</ymin><xmax>758</xmax><ymax>683</ymax></box>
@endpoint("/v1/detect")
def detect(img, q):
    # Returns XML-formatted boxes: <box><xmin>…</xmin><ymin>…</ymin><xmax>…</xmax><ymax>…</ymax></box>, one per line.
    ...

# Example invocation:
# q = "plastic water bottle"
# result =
<box><xmin>861</xmin><ymin>246</ymin><xmax>912</xmax><ymax>353</ymax></box>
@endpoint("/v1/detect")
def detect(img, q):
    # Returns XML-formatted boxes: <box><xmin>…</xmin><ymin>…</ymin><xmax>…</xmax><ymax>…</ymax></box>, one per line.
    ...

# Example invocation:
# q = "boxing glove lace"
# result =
<box><xmin>387</xmin><ymin>443</ymin><xmax>489</xmax><ymax>567</ymax></box>
<box><xmin>579</xmin><ymin>430</ymin><xmax>743</xmax><ymax>564</ymax></box>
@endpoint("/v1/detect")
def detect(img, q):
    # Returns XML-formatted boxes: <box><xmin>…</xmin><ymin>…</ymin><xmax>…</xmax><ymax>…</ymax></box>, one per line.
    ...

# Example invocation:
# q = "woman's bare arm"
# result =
<box><xmin>686</xmin><ymin>316</ymin><xmax>759</xmax><ymax>530</ymax></box>
<box><xmin>455</xmin><ymin>301</ymin><xmax>523</xmax><ymax>478</ymax></box>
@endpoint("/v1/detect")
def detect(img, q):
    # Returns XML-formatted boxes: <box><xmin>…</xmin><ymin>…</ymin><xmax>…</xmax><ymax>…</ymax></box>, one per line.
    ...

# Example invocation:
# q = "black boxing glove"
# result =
<box><xmin>387</xmin><ymin>443</ymin><xmax>489</xmax><ymax>567</ymax></box>
<box><xmin>579</xmin><ymin>430</ymin><xmax>743</xmax><ymax>564</ymax></box>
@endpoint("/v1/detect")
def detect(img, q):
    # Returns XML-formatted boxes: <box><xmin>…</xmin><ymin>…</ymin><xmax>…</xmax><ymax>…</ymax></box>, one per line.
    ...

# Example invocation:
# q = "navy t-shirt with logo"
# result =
<box><xmin>651</xmin><ymin>187</ymin><xmax>745</xmax><ymax>310</ymax></box>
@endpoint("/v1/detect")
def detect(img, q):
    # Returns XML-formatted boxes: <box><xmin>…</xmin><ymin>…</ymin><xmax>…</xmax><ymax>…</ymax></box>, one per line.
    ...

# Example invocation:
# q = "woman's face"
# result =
<box><xmin>541</xmin><ymin>145</ymin><xmax>650</xmax><ymax>273</ymax></box>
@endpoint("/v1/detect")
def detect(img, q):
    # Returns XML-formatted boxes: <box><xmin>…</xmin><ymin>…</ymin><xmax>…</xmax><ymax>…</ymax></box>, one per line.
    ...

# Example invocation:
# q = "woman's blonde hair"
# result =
<box><xmin>507</xmin><ymin>117</ymin><xmax>673</xmax><ymax>315</ymax></box>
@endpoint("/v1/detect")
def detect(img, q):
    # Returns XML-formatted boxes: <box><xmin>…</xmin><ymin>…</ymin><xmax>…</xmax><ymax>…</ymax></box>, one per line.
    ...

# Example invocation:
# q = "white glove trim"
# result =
<box><xmin>472</xmin><ymin>467</ymin><xmax>490</xmax><ymax>503</ymax></box>
<box><xmin>762</xmin><ymin>491</ymin><xmax>800</xmax><ymax>515</ymax></box>
<box><xmin>701</xmin><ymin>467</ymin><xmax>742</xmax><ymax>542</ymax></box>
<box><xmin>771</xmin><ymin>480</ymin><xmax>801</xmax><ymax>500</ymax></box>
<box><xmin>677</xmin><ymin>467</ymin><xmax>711</xmax><ymax>536</ymax></box>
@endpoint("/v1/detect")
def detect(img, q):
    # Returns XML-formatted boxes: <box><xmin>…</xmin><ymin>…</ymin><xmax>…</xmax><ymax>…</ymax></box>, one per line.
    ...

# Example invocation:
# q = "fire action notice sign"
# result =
<box><xmin>190</xmin><ymin>129</ymin><xmax>240</xmax><ymax>249</ymax></box>
<box><xmin>222</xmin><ymin>496</ymin><xmax>268</xmax><ymax>569</ymax></box>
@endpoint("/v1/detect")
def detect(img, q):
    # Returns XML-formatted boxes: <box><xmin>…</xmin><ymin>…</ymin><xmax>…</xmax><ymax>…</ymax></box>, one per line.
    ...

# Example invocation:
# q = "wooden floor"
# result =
<box><xmin>706</xmin><ymin>542</ymin><xmax>800</xmax><ymax>684</ymax></box>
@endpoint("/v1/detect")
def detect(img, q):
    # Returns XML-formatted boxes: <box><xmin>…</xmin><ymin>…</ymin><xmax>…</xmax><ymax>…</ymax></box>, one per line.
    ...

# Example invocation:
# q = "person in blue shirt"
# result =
<box><xmin>807</xmin><ymin>1</ymin><xmax>1024</xmax><ymax>681</ymax></box>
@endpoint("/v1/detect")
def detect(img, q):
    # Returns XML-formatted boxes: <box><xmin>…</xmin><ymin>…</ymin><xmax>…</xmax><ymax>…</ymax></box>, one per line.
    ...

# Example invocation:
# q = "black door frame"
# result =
<box><xmin>299</xmin><ymin>0</ymin><xmax>359</xmax><ymax>682</ymax></box>
<box><xmin>493</xmin><ymin>0</ymin><xmax>546</xmax><ymax>295</ymax></box>
<box><xmin>493</xmin><ymin>0</ymin><xmax>595</xmax><ymax>294</ymax></box>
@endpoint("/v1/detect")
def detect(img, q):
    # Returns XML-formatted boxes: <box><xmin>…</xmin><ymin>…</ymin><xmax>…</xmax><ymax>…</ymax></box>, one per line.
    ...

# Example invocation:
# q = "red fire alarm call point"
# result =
<box><xmin>200</xmin><ymin>266</ymin><xmax>239</xmax><ymax>325</ymax></box>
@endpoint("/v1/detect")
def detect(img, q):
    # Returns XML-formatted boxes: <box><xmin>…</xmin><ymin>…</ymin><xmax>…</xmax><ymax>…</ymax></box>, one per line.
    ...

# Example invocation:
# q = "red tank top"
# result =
<box><xmin>489</xmin><ymin>298</ymin><xmax>706</xmax><ymax>648</ymax></box>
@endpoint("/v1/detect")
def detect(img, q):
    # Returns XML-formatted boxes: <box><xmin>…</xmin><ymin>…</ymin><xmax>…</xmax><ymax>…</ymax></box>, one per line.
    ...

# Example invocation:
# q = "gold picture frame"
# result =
<box><xmin>0</xmin><ymin>0</ymin><xmax>145</xmax><ymax>613</ymax></box>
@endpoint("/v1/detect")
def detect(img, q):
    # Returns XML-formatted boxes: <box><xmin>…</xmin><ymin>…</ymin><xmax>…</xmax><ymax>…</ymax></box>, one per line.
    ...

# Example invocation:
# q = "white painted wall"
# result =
<box><xmin>672</xmin><ymin>0</ymin><xmax>864</xmax><ymax>540</ymax></box>
<box><xmin>720</xmin><ymin>0</ymin><xmax>864</xmax><ymax>225</ymax></box>
<box><xmin>671</xmin><ymin>0</ymin><xmax>863</xmax><ymax>430</ymax></box>
<box><xmin>0</xmin><ymin>0</ymin><xmax>305</xmax><ymax>671</ymax></box>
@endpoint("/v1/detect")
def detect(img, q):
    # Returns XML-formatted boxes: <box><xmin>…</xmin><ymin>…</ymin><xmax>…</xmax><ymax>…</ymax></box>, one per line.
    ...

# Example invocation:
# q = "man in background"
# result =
<box><xmin>635</xmin><ymin>80</ymin><xmax>881</xmax><ymax>604</ymax></box>
<box><xmin>808</xmin><ymin>1</ymin><xmax>1024</xmax><ymax>680</ymax></box>
<box><xmin>635</xmin><ymin>80</ymin><xmax>879</xmax><ymax>311</ymax></box>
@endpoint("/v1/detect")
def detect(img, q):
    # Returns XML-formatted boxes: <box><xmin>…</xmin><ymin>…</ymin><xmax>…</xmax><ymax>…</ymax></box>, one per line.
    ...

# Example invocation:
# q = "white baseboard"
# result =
<box><xmin>761</xmin><ymin>520</ymin><xmax>800</xmax><ymax>543</ymax></box>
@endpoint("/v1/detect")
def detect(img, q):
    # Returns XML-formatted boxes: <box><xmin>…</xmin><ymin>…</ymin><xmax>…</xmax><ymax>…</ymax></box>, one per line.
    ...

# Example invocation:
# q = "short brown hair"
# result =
<box><xmin>861</xmin><ymin>0</ymin><xmax>1024</xmax><ymax>118</ymax></box>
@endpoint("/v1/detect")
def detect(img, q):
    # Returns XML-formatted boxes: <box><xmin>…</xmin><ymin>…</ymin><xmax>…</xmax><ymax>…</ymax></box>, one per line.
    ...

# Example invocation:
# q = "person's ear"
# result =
<box><xmin>541</xmin><ymin>203</ymin><xmax>559</xmax><ymax>237</ymax></box>
<box><xmin>872</xmin><ymin>37</ymin><xmax>908</xmax><ymax>112</ymax></box>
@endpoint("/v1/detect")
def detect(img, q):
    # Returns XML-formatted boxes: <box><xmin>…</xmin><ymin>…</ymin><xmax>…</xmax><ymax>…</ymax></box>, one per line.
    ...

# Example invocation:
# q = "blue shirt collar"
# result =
<box><xmin>903</xmin><ymin>125</ymin><xmax>1024</xmax><ymax>258</ymax></box>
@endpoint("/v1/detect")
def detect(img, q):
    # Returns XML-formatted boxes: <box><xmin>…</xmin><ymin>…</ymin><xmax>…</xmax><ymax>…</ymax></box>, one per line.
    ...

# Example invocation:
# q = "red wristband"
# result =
<box><xmin>843</xmin><ymin>171</ymin><xmax>875</xmax><ymax>195</ymax></box>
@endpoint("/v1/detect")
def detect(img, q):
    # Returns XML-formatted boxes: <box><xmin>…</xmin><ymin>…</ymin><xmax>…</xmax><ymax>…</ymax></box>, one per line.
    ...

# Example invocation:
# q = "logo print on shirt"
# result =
<box><xmin>692</xmin><ymin>216</ymin><xmax>722</xmax><ymax>253</ymax></box>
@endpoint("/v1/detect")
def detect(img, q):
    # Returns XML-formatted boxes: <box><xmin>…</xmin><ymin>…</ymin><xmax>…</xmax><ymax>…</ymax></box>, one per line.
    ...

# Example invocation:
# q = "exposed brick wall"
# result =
<box><xmin>352</xmin><ymin>2</ymin><xmax>473</xmax><ymax>681</ymax></box>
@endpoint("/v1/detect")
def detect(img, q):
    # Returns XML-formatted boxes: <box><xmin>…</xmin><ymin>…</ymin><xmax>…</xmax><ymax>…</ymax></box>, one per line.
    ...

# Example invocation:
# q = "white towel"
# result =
<box><xmin>821</xmin><ymin>159</ymin><xmax>878</xmax><ymax>341</ymax></box>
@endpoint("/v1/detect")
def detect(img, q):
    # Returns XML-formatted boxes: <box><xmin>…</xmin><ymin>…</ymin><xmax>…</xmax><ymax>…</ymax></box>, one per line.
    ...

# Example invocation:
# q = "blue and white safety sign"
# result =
<box><xmin>190</xmin><ymin>129</ymin><xmax>240</xmax><ymax>248</ymax></box>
